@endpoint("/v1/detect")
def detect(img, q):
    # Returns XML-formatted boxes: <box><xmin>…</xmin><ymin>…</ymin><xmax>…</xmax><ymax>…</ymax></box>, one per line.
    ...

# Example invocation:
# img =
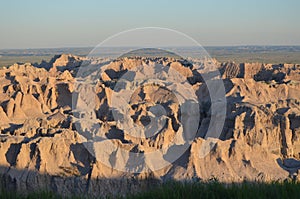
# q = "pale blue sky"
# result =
<box><xmin>0</xmin><ymin>0</ymin><xmax>299</xmax><ymax>49</ymax></box>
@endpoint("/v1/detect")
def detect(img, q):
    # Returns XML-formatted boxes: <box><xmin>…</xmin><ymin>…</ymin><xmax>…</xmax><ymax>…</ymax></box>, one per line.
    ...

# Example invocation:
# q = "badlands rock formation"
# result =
<box><xmin>0</xmin><ymin>54</ymin><xmax>300</xmax><ymax>196</ymax></box>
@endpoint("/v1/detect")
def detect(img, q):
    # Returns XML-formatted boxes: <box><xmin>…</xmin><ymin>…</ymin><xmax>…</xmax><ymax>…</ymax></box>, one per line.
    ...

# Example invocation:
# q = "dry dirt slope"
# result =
<box><xmin>0</xmin><ymin>54</ymin><xmax>300</xmax><ymax>196</ymax></box>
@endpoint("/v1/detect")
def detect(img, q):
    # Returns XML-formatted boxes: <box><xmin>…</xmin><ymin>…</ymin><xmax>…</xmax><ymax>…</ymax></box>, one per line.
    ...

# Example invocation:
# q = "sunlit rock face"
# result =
<box><xmin>0</xmin><ymin>54</ymin><xmax>300</xmax><ymax>197</ymax></box>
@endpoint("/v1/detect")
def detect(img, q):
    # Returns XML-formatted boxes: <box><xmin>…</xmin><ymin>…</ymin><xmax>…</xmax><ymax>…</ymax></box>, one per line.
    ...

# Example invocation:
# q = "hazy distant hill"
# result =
<box><xmin>1</xmin><ymin>46</ymin><xmax>300</xmax><ymax>67</ymax></box>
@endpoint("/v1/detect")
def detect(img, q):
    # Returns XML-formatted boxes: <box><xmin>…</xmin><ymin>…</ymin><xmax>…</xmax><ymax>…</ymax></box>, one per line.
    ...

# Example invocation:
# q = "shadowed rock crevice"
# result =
<box><xmin>5</xmin><ymin>143</ymin><xmax>22</xmax><ymax>166</ymax></box>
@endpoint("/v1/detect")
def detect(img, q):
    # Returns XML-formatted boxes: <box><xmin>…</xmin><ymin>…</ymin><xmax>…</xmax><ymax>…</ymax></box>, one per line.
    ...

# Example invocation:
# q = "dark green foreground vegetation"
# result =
<box><xmin>1</xmin><ymin>181</ymin><xmax>300</xmax><ymax>199</ymax></box>
<box><xmin>129</xmin><ymin>181</ymin><xmax>300</xmax><ymax>199</ymax></box>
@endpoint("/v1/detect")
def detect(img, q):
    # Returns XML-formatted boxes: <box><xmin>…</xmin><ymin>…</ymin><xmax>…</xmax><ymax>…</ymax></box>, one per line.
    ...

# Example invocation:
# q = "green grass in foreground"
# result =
<box><xmin>128</xmin><ymin>181</ymin><xmax>300</xmax><ymax>199</ymax></box>
<box><xmin>1</xmin><ymin>181</ymin><xmax>300</xmax><ymax>199</ymax></box>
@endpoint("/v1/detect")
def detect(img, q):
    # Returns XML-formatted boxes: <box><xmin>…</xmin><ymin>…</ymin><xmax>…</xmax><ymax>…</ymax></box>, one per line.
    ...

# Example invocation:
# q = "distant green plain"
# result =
<box><xmin>1</xmin><ymin>46</ymin><xmax>300</xmax><ymax>68</ymax></box>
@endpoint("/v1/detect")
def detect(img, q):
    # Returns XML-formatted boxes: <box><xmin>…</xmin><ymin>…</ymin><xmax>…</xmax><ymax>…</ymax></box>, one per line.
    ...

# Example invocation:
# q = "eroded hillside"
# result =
<box><xmin>0</xmin><ymin>54</ymin><xmax>300</xmax><ymax>196</ymax></box>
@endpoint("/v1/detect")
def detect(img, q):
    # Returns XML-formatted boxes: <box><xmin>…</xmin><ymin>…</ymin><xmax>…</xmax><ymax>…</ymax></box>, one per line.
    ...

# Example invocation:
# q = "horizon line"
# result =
<box><xmin>1</xmin><ymin>45</ymin><xmax>300</xmax><ymax>51</ymax></box>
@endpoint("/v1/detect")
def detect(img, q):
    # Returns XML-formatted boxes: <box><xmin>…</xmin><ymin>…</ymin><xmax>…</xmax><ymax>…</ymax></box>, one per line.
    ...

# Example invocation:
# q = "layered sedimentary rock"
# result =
<box><xmin>0</xmin><ymin>54</ymin><xmax>300</xmax><ymax>197</ymax></box>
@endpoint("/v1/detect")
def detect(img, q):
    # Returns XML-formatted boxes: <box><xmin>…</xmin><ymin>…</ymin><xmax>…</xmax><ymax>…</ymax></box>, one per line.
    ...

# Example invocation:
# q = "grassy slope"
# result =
<box><xmin>1</xmin><ymin>181</ymin><xmax>299</xmax><ymax>199</ymax></box>
<box><xmin>129</xmin><ymin>181</ymin><xmax>300</xmax><ymax>199</ymax></box>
